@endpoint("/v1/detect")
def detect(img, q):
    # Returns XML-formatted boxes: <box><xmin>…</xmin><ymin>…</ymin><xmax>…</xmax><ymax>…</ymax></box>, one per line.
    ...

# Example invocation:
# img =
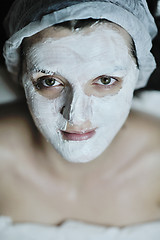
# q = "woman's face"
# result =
<box><xmin>22</xmin><ymin>23</ymin><xmax>139</xmax><ymax>163</ymax></box>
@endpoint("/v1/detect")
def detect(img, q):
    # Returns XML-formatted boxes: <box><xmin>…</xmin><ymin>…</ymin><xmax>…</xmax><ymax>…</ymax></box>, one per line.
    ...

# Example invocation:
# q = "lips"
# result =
<box><xmin>61</xmin><ymin>129</ymin><xmax>96</xmax><ymax>141</ymax></box>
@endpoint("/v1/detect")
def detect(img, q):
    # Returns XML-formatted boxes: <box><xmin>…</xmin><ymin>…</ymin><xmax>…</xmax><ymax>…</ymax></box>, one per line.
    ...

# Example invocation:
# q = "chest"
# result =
<box><xmin>0</xmin><ymin>157</ymin><xmax>160</xmax><ymax>227</ymax></box>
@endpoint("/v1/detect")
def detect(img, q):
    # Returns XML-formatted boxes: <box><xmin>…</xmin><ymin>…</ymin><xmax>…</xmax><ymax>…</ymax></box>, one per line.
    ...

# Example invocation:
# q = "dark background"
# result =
<box><xmin>0</xmin><ymin>0</ymin><xmax>15</xmax><ymax>63</ymax></box>
<box><xmin>0</xmin><ymin>0</ymin><xmax>160</xmax><ymax>91</ymax></box>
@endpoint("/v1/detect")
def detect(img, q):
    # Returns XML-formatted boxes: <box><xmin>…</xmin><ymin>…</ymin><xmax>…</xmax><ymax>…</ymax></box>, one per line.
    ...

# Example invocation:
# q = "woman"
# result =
<box><xmin>0</xmin><ymin>0</ymin><xmax>160</xmax><ymax>239</ymax></box>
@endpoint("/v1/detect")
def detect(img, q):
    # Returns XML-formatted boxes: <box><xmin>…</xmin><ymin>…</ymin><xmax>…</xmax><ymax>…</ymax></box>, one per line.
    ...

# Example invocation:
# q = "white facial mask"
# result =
<box><xmin>23</xmin><ymin>25</ymin><xmax>139</xmax><ymax>163</ymax></box>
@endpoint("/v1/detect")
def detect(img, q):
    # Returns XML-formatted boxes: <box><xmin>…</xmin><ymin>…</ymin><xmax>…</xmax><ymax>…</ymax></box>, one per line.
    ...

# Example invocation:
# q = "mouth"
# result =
<box><xmin>61</xmin><ymin>129</ymin><xmax>96</xmax><ymax>141</ymax></box>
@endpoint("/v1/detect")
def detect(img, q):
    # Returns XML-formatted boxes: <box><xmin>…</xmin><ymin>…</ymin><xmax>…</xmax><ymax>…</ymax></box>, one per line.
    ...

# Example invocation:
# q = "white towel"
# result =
<box><xmin>0</xmin><ymin>217</ymin><xmax>160</xmax><ymax>240</ymax></box>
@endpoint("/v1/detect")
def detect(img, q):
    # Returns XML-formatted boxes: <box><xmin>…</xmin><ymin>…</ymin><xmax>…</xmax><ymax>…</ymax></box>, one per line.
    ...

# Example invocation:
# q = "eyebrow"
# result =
<box><xmin>110</xmin><ymin>66</ymin><xmax>127</xmax><ymax>72</ymax></box>
<box><xmin>30</xmin><ymin>65</ymin><xmax>128</xmax><ymax>83</ymax></box>
<box><xmin>96</xmin><ymin>66</ymin><xmax>128</xmax><ymax>76</ymax></box>
<box><xmin>30</xmin><ymin>67</ymin><xmax>56</xmax><ymax>75</ymax></box>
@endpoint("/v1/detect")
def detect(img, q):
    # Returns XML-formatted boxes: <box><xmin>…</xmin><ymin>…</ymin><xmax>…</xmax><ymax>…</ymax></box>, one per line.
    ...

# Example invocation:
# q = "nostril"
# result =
<box><xmin>60</xmin><ymin>106</ymin><xmax>65</xmax><ymax>115</ymax></box>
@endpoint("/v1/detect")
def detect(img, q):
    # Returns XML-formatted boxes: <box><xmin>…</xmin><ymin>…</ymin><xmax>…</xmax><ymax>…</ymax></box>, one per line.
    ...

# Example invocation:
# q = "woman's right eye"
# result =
<box><xmin>33</xmin><ymin>76</ymin><xmax>64</xmax><ymax>90</ymax></box>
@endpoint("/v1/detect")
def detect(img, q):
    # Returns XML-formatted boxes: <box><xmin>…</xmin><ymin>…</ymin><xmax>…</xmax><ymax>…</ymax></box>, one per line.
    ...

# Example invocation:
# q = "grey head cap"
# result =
<box><xmin>3</xmin><ymin>0</ymin><xmax>158</xmax><ymax>89</ymax></box>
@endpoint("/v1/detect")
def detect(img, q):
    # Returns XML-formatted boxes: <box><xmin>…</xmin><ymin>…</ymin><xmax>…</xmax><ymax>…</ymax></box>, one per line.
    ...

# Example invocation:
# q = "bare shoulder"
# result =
<box><xmin>128</xmin><ymin>110</ymin><xmax>160</xmax><ymax>145</ymax></box>
<box><xmin>126</xmin><ymin>110</ymin><xmax>160</xmax><ymax>173</ymax></box>
<box><xmin>121</xmin><ymin>110</ymin><xmax>160</xmax><ymax>168</ymax></box>
<box><xmin>0</xmin><ymin>101</ymin><xmax>38</xmax><ymax>162</ymax></box>
<box><xmin>0</xmin><ymin>101</ymin><xmax>34</xmax><ymax>139</ymax></box>
<box><xmin>123</xmin><ymin>111</ymin><xmax>160</xmax><ymax>199</ymax></box>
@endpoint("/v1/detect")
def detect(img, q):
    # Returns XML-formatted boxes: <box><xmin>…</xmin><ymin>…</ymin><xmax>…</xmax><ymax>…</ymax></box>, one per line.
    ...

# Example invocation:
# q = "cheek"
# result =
<box><xmin>23</xmin><ymin>74</ymin><xmax>66</xmax><ymax>127</ymax></box>
<box><xmin>89</xmin><ymin>80</ymin><xmax>135</xmax><ymax>128</ymax></box>
<box><xmin>30</xmin><ymin>95</ymin><xmax>64</xmax><ymax>123</ymax></box>
<box><xmin>28</xmin><ymin>93</ymin><xmax>68</xmax><ymax>135</ymax></box>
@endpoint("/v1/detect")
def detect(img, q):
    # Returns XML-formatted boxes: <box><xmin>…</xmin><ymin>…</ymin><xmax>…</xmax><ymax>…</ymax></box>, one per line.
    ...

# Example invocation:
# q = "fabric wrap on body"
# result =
<box><xmin>0</xmin><ymin>217</ymin><xmax>160</xmax><ymax>240</ymax></box>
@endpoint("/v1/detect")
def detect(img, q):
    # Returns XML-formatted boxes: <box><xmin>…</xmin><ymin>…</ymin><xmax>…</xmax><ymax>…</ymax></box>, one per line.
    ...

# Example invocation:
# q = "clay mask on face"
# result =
<box><xmin>23</xmin><ymin>25</ymin><xmax>139</xmax><ymax>163</ymax></box>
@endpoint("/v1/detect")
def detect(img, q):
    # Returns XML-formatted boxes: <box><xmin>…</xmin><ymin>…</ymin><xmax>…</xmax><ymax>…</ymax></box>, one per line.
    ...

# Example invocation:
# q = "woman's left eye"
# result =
<box><xmin>94</xmin><ymin>76</ymin><xmax>118</xmax><ymax>86</ymax></box>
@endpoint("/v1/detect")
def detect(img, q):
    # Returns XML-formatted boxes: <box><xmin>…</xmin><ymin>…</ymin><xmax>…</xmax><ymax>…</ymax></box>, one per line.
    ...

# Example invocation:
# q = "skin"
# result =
<box><xmin>22</xmin><ymin>23</ymin><xmax>139</xmax><ymax>163</ymax></box>
<box><xmin>0</xmin><ymin>23</ymin><xmax>160</xmax><ymax>227</ymax></box>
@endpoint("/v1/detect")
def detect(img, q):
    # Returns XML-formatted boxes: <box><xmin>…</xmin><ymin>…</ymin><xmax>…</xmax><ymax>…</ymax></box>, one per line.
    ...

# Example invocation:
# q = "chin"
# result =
<box><xmin>50</xmin><ymin>133</ymin><xmax>111</xmax><ymax>164</ymax></box>
<box><xmin>59</xmin><ymin>152</ymin><xmax>100</xmax><ymax>163</ymax></box>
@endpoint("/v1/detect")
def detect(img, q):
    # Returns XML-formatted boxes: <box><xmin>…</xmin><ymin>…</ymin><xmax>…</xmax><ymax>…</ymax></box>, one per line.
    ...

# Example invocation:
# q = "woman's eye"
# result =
<box><xmin>42</xmin><ymin>77</ymin><xmax>59</xmax><ymax>87</ymax></box>
<box><xmin>95</xmin><ymin>76</ymin><xmax>117</xmax><ymax>86</ymax></box>
<box><xmin>34</xmin><ymin>76</ymin><xmax>63</xmax><ymax>90</ymax></box>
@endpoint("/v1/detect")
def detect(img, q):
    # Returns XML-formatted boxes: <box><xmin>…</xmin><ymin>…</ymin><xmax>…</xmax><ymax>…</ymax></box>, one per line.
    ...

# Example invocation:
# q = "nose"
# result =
<box><xmin>60</xmin><ymin>88</ymin><xmax>92</xmax><ymax>125</ymax></box>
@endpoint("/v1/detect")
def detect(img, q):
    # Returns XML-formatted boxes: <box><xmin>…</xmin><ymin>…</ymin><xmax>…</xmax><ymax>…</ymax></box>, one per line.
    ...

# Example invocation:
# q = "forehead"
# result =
<box><xmin>23</xmin><ymin>22</ymin><xmax>133</xmax><ymax>81</ymax></box>
<box><xmin>24</xmin><ymin>21</ymin><xmax>132</xmax><ymax>52</ymax></box>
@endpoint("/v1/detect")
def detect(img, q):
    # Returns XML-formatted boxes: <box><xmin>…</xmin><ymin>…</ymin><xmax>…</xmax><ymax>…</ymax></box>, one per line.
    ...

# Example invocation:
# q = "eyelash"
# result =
<box><xmin>93</xmin><ymin>76</ymin><xmax>119</xmax><ymax>87</ymax></box>
<box><xmin>33</xmin><ymin>75</ymin><xmax>119</xmax><ymax>91</ymax></box>
<box><xmin>33</xmin><ymin>76</ymin><xmax>64</xmax><ymax>90</ymax></box>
